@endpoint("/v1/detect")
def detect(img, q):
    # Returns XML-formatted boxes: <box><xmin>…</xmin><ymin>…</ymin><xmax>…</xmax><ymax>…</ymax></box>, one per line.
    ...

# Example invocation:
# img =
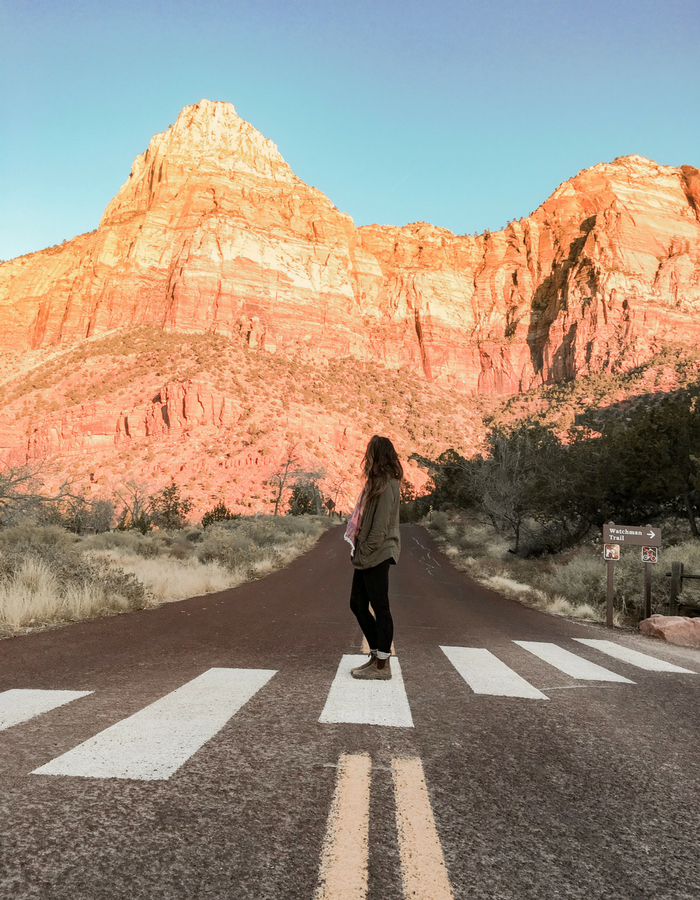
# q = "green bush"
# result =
<box><xmin>201</xmin><ymin>502</ymin><xmax>239</xmax><ymax>528</ymax></box>
<box><xmin>149</xmin><ymin>483</ymin><xmax>193</xmax><ymax>530</ymax></box>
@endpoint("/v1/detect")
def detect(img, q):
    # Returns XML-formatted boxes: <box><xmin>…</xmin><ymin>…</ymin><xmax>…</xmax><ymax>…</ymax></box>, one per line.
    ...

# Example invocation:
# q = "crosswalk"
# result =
<box><xmin>572</xmin><ymin>638</ymin><xmax>695</xmax><ymax>672</ymax></box>
<box><xmin>0</xmin><ymin>640</ymin><xmax>695</xmax><ymax>781</ymax></box>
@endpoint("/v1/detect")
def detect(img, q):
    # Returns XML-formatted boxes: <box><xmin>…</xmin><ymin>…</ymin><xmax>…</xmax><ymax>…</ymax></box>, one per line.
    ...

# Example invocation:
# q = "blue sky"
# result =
<box><xmin>1</xmin><ymin>0</ymin><xmax>699</xmax><ymax>259</ymax></box>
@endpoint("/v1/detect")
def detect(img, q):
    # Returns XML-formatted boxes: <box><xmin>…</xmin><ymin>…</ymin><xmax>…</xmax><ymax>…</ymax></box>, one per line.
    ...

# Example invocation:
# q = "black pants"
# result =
<box><xmin>350</xmin><ymin>558</ymin><xmax>394</xmax><ymax>654</ymax></box>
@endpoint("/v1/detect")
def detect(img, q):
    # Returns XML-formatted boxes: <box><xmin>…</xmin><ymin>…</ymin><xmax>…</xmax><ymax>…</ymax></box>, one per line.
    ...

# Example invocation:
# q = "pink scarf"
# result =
<box><xmin>344</xmin><ymin>488</ymin><xmax>366</xmax><ymax>555</ymax></box>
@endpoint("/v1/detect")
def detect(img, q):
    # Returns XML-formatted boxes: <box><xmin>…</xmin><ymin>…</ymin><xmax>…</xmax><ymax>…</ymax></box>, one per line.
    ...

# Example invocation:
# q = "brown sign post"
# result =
<box><xmin>641</xmin><ymin>547</ymin><xmax>657</xmax><ymax>619</ymax></box>
<box><xmin>606</xmin><ymin>555</ymin><xmax>616</xmax><ymax>626</ymax></box>
<box><xmin>603</xmin><ymin>524</ymin><xmax>662</xmax><ymax>625</ymax></box>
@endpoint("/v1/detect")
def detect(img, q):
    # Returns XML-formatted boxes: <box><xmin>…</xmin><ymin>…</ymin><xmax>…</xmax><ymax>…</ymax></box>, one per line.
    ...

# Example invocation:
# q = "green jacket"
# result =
<box><xmin>352</xmin><ymin>478</ymin><xmax>401</xmax><ymax>569</ymax></box>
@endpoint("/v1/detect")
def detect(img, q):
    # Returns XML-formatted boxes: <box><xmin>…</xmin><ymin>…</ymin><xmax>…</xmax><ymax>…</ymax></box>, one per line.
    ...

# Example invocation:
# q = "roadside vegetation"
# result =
<box><xmin>406</xmin><ymin>377</ymin><xmax>700</xmax><ymax>626</ymax></box>
<box><xmin>3</xmin><ymin>336</ymin><xmax>700</xmax><ymax>632</ymax></box>
<box><xmin>422</xmin><ymin>512</ymin><xmax>700</xmax><ymax>626</ymax></box>
<box><xmin>0</xmin><ymin>468</ymin><xmax>332</xmax><ymax>637</ymax></box>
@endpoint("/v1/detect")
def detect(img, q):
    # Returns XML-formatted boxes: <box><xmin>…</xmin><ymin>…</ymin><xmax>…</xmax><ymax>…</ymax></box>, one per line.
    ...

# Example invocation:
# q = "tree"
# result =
<box><xmin>414</xmin><ymin>423</ymin><xmax>577</xmax><ymax>552</ymax></box>
<box><xmin>326</xmin><ymin>475</ymin><xmax>349</xmax><ymax>517</ymax></box>
<box><xmin>60</xmin><ymin>495</ymin><xmax>114</xmax><ymax>534</ymax></box>
<box><xmin>472</xmin><ymin>421</ymin><xmax>597</xmax><ymax>552</ymax></box>
<box><xmin>0</xmin><ymin>459</ymin><xmax>75</xmax><ymax>526</ymax></box>
<box><xmin>149</xmin><ymin>482</ymin><xmax>193</xmax><ymax>530</ymax></box>
<box><xmin>398</xmin><ymin>480</ymin><xmax>432</xmax><ymax>523</ymax></box>
<box><xmin>265</xmin><ymin>444</ymin><xmax>302</xmax><ymax>516</ymax></box>
<box><xmin>88</xmin><ymin>499</ymin><xmax>116</xmax><ymax>533</ymax></box>
<box><xmin>115</xmin><ymin>479</ymin><xmax>153</xmax><ymax>531</ymax></box>
<box><xmin>587</xmin><ymin>393</ymin><xmax>700</xmax><ymax>534</ymax></box>
<box><xmin>411</xmin><ymin>388</ymin><xmax>700</xmax><ymax>555</ymax></box>
<box><xmin>473</xmin><ymin>425</ymin><xmax>540</xmax><ymax>551</ymax></box>
<box><xmin>288</xmin><ymin>475</ymin><xmax>324</xmax><ymax>515</ymax></box>
<box><xmin>410</xmin><ymin>448</ymin><xmax>476</xmax><ymax>510</ymax></box>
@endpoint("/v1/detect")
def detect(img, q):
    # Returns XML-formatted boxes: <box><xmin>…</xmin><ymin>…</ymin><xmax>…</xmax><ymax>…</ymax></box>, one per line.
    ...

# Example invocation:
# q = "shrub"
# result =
<box><xmin>542</xmin><ymin>550</ymin><xmax>606</xmax><ymax>606</ymax></box>
<box><xmin>201</xmin><ymin>502</ymin><xmax>239</xmax><ymax>528</ymax></box>
<box><xmin>0</xmin><ymin>525</ymin><xmax>145</xmax><ymax>632</ymax></box>
<box><xmin>0</xmin><ymin>524</ymin><xmax>80</xmax><ymax>578</ymax></box>
<box><xmin>83</xmin><ymin>530</ymin><xmax>162</xmax><ymax>558</ymax></box>
<box><xmin>87</xmin><ymin>552</ymin><xmax>233</xmax><ymax>603</ymax></box>
<box><xmin>197</xmin><ymin>515</ymin><xmax>329</xmax><ymax>575</ymax></box>
<box><xmin>58</xmin><ymin>497</ymin><xmax>115</xmax><ymax>534</ymax></box>
<box><xmin>149</xmin><ymin>483</ymin><xmax>193</xmax><ymax>530</ymax></box>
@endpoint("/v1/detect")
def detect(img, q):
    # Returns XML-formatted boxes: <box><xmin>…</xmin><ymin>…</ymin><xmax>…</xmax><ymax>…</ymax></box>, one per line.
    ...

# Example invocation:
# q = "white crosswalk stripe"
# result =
<box><xmin>573</xmin><ymin>639</ymin><xmax>697</xmax><ymax>673</ymax></box>
<box><xmin>32</xmin><ymin>668</ymin><xmax>276</xmax><ymax>781</ymax></box>
<box><xmin>0</xmin><ymin>689</ymin><xmax>93</xmax><ymax>732</ymax></box>
<box><xmin>318</xmin><ymin>655</ymin><xmax>413</xmax><ymax>727</ymax></box>
<box><xmin>440</xmin><ymin>646</ymin><xmax>548</xmax><ymax>699</ymax></box>
<box><xmin>514</xmin><ymin>642</ymin><xmax>635</xmax><ymax>682</ymax></box>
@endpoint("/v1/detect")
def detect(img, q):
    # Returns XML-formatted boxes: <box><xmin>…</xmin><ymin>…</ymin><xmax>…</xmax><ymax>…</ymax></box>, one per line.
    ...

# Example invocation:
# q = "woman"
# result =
<box><xmin>344</xmin><ymin>435</ymin><xmax>402</xmax><ymax>680</ymax></box>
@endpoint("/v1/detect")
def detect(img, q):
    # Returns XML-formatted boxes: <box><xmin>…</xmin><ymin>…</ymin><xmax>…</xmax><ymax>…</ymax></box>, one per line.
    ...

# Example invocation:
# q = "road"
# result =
<box><xmin>1</xmin><ymin>524</ymin><xmax>699</xmax><ymax>900</ymax></box>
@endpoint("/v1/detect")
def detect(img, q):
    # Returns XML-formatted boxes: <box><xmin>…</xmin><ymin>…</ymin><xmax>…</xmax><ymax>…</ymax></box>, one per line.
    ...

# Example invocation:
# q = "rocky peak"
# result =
<box><xmin>101</xmin><ymin>100</ymin><xmax>298</xmax><ymax>227</ymax></box>
<box><xmin>1</xmin><ymin>100</ymin><xmax>699</xmax><ymax>399</ymax></box>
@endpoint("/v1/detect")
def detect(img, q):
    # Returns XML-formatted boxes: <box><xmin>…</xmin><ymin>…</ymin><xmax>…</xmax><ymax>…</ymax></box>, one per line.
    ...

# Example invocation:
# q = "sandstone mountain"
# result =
<box><xmin>3</xmin><ymin>99</ymin><xmax>700</xmax><ymax>390</ymax></box>
<box><xmin>1</xmin><ymin>100</ymin><xmax>699</xmax><ymax>514</ymax></box>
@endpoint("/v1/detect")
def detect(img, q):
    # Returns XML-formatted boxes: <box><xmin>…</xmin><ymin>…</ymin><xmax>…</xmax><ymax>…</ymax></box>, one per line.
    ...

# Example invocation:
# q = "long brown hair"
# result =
<box><xmin>362</xmin><ymin>435</ymin><xmax>403</xmax><ymax>503</ymax></box>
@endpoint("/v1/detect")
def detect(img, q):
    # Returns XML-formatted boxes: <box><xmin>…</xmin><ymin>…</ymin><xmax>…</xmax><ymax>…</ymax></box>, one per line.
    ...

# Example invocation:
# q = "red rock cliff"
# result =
<box><xmin>1</xmin><ymin>100</ymin><xmax>699</xmax><ymax>394</ymax></box>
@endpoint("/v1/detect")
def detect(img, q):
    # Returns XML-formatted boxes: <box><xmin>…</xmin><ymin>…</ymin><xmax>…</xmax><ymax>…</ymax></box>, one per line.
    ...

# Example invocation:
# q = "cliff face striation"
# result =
<box><xmin>1</xmin><ymin>101</ymin><xmax>700</xmax><ymax>514</ymax></box>
<box><xmin>2</xmin><ymin>100</ymin><xmax>699</xmax><ymax>396</ymax></box>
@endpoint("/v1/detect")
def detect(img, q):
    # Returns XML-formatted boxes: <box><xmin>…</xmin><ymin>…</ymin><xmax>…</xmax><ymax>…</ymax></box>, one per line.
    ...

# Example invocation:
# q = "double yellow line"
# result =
<box><xmin>314</xmin><ymin>754</ymin><xmax>454</xmax><ymax>900</ymax></box>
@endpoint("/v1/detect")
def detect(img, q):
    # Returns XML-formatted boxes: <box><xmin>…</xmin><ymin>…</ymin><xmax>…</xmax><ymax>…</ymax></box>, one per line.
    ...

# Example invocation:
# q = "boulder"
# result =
<box><xmin>639</xmin><ymin>614</ymin><xmax>700</xmax><ymax>648</ymax></box>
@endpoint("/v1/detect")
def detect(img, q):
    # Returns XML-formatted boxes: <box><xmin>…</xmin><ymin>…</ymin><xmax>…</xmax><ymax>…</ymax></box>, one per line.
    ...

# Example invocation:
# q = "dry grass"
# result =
<box><xmin>478</xmin><ymin>571</ymin><xmax>621</xmax><ymax>625</ymax></box>
<box><xmin>0</xmin><ymin>557</ymin><xmax>140</xmax><ymax>632</ymax></box>
<box><xmin>85</xmin><ymin>551</ymin><xmax>238</xmax><ymax>603</ymax></box>
<box><xmin>424</xmin><ymin>512</ymin><xmax>633</xmax><ymax>625</ymax></box>
<box><xmin>0</xmin><ymin>515</ymin><xmax>331</xmax><ymax>637</ymax></box>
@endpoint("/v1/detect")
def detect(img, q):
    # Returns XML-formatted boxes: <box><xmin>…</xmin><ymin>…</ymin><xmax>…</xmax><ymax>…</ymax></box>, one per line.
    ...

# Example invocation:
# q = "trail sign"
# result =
<box><xmin>603</xmin><ymin>524</ymin><xmax>663</xmax><ymax>626</ymax></box>
<box><xmin>603</xmin><ymin>524</ymin><xmax>662</xmax><ymax>547</ymax></box>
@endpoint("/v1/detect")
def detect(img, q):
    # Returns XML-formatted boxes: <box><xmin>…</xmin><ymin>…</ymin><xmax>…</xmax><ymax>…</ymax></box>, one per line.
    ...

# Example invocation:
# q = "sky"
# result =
<box><xmin>1</xmin><ymin>0</ymin><xmax>699</xmax><ymax>260</ymax></box>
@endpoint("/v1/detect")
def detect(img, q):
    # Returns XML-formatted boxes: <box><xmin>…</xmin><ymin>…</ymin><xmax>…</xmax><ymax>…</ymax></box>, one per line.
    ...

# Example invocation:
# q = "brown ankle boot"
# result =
<box><xmin>351</xmin><ymin>652</ymin><xmax>376</xmax><ymax>676</ymax></box>
<box><xmin>352</xmin><ymin>656</ymin><xmax>391</xmax><ymax>680</ymax></box>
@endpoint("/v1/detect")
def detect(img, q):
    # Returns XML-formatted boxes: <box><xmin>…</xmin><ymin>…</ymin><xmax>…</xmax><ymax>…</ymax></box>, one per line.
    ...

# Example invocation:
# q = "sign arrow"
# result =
<box><xmin>647</xmin><ymin>529</ymin><xmax>656</xmax><ymax>539</ymax></box>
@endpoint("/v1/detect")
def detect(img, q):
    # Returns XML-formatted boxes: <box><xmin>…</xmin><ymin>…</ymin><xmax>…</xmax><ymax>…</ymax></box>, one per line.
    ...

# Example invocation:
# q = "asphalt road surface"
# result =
<box><xmin>1</xmin><ymin>524</ymin><xmax>699</xmax><ymax>900</ymax></box>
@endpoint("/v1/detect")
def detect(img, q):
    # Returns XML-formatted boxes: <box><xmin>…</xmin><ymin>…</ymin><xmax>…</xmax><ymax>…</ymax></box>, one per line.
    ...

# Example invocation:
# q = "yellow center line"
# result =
<box><xmin>391</xmin><ymin>756</ymin><xmax>455</xmax><ymax>900</ymax></box>
<box><xmin>314</xmin><ymin>753</ymin><xmax>371</xmax><ymax>900</ymax></box>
